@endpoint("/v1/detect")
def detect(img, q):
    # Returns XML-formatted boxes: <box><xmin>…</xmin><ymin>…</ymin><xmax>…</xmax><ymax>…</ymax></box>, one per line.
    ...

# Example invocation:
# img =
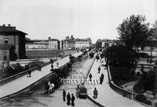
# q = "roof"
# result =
<box><xmin>0</xmin><ymin>45</ymin><xmax>12</xmax><ymax>50</ymax></box>
<box><xmin>49</xmin><ymin>39</ymin><xmax>59</xmax><ymax>41</ymax></box>
<box><xmin>0</xmin><ymin>25</ymin><xmax>27</xmax><ymax>35</ymax></box>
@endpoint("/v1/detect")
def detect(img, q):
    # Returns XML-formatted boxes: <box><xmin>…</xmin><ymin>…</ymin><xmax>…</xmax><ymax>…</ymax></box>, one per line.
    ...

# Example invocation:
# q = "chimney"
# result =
<box><xmin>8</xmin><ymin>24</ymin><xmax>11</xmax><ymax>27</ymax></box>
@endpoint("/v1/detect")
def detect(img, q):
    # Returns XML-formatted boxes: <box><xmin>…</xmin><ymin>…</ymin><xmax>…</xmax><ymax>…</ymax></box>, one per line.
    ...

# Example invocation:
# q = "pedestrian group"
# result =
<box><xmin>63</xmin><ymin>89</ymin><xmax>75</xmax><ymax>106</ymax></box>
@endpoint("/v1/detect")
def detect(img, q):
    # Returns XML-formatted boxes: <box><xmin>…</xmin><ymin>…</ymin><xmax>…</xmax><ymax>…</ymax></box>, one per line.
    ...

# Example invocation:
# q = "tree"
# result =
<box><xmin>96</xmin><ymin>39</ymin><xmax>102</xmax><ymax>49</ymax></box>
<box><xmin>134</xmin><ymin>69</ymin><xmax>155</xmax><ymax>94</ymax></box>
<box><xmin>152</xmin><ymin>20</ymin><xmax>157</xmax><ymax>40</ymax></box>
<box><xmin>103</xmin><ymin>44</ymin><xmax>138</xmax><ymax>69</ymax></box>
<box><xmin>117</xmin><ymin>15</ymin><xmax>150</xmax><ymax>50</ymax></box>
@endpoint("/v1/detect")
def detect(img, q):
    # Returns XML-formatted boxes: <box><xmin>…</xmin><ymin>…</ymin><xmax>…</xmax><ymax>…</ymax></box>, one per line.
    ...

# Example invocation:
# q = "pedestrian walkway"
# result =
<box><xmin>0</xmin><ymin>52</ymin><xmax>82</xmax><ymax>99</ymax></box>
<box><xmin>86</xmin><ymin>60</ymin><xmax>145</xmax><ymax>107</ymax></box>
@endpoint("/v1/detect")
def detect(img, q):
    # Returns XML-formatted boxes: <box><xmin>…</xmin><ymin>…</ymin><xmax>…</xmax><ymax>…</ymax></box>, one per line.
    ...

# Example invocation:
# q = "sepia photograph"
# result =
<box><xmin>0</xmin><ymin>0</ymin><xmax>157</xmax><ymax>107</ymax></box>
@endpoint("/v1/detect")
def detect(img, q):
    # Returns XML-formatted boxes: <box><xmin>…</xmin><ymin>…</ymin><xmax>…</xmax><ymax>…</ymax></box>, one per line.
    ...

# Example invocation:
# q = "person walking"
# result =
<box><xmin>67</xmin><ymin>93</ymin><xmax>71</xmax><ymax>106</ymax></box>
<box><xmin>71</xmin><ymin>94</ymin><xmax>75</xmax><ymax>106</ymax></box>
<box><xmin>100</xmin><ymin>73</ymin><xmax>104</xmax><ymax>84</ymax></box>
<box><xmin>50</xmin><ymin>64</ymin><xmax>54</xmax><ymax>72</ymax></box>
<box><xmin>27</xmin><ymin>70</ymin><xmax>31</xmax><ymax>77</ymax></box>
<box><xmin>56</xmin><ymin>61</ymin><xmax>59</xmax><ymax>67</ymax></box>
<box><xmin>93</xmin><ymin>88</ymin><xmax>98</xmax><ymax>99</ymax></box>
<box><xmin>89</xmin><ymin>73</ymin><xmax>92</xmax><ymax>81</ymax></box>
<box><xmin>98</xmin><ymin>66</ymin><xmax>101</xmax><ymax>73</ymax></box>
<box><xmin>63</xmin><ymin>89</ymin><xmax>66</xmax><ymax>102</ymax></box>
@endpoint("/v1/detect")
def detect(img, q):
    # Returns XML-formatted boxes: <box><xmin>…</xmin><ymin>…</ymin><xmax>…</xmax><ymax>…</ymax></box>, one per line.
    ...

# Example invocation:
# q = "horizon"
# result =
<box><xmin>0</xmin><ymin>0</ymin><xmax>156</xmax><ymax>43</ymax></box>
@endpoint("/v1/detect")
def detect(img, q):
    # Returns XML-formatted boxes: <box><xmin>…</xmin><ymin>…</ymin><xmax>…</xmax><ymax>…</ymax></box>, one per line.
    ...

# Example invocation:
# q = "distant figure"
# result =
<box><xmin>56</xmin><ymin>61</ymin><xmax>59</xmax><ymax>67</ymax></box>
<box><xmin>44</xmin><ymin>81</ymin><xmax>49</xmax><ymax>94</ymax></box>
<box><xmin>96</xmin><ymin>55</ymin><xmax>99</xmax><ymax>62</ymax></box>
<box><xmin>93</xmin><ymin>88</ymin><xmax>98</xmax><ymax>99</ymax></box>
<box><xmin>98</xmin><ymin>66</ymin><xmax>101</xmax><ymax>73</ymax></box>
<box><xmin>100</xmin><ymin>73</ymin><xmax>104</xmax><ymax>84</ymax></box>
<box><xmin>63</xmin><ymin>89</ymin><xmax>66</xmax><ymax>102</ymax></box>
<box><xmin>71</xmin><ymin>94</ymin><xmax>75</xmax><ymax>106</ymax></box>
<box><xmin>50</xmin><ymin>64</ymin><xmax>54</xmax><ymax>71</ymax></box>
<box><xmin>27</xmin><ymin>70</ymin><xmax>31</xmax><ymax>77</ymax></box>
<box><xmin>50</xmin><ymin>59</ymin><xmax>54</xmax><ymax>64</ymax></box>
<box><xmin>48</xmin><ymin>81</ymin><xmax>55</xmax><ymax>94</ymax></box>
<box><xmin>76</xmin><ymin>85</ymin><xmax>79</xmax><ymax>98</ymax></box>
<box><xmin>89</xmin><ymin>73</ymin><xmax>92</xmax><ymax>81</ymax></box>
<box><xmin>37</xmin><ymin>65</ymin><xmax>41</xmax><ymax>71</ymax></box>
<box><xmin>67</xmin><ymin>93</ymin><xmax>71</xmax><ymax>106</ymax></box>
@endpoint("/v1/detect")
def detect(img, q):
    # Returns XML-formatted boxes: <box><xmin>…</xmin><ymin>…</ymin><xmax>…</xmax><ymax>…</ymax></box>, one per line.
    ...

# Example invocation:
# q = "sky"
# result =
<box><xmin>0</xmin><ymin>0</ymin><xmax>156</xmax><ymax>43</ymax></box>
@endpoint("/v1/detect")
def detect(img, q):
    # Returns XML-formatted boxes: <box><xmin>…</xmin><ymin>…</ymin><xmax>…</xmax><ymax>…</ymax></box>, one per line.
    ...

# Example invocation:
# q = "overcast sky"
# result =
<box><xmin>0</xmin><ymin>0</ymin><xmax>156</xmax><ymax>43</ymax></box>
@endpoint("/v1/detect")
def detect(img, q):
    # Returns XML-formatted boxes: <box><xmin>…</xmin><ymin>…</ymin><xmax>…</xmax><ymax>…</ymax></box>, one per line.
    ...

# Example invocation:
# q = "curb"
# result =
<box><xmin>0</xmin><ymin>52</ymin><xmax>82</xmax><ymax>100</ymax></box>
<box><xmin>87</xmin><ymin>95</ymin><xmax>105</xmax><ymax>107</ymax></box>
<box><xmin>84</xmin><ymin>57</ymin><xmax>106</xmax><ymax>107</ymax></box>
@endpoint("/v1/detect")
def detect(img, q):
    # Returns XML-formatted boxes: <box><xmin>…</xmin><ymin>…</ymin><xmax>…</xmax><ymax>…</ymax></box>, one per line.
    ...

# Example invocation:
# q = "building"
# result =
<box><xmin>60</xmin><ymin>35</ymin><xmax>91</xmax><ymax>50</ymax></box>
<box><xmin>0</xmin><ymin>45</ymin><xmax>12</xmax><ymax>61</ymax></box>
<box><xmin>0</xmin><ymin>24</ymin><xmax>27</xmax><ymax>60</ymax></box>
<box><xmin>25</xmin><ymin>39</ymin><xmax>49</xmax><ymax>50</ymax></box>
<box><xmin>48</xmin><ymin>37</ymin><xmax>60</xmax><ymax>50</ymax></box>
<box><xmin>75</xmin><ymin>38</ymin><xmax>91</xmax><ymax>49</ymax></box>
<box><xmin>25</xmin><ymin>43</ymin><xmax>48</xmax><ymax>50</ymax></box>
<box><xmin>61</xmin><ymin>35</ymin><xmax>75</xmax><ymax>50</ymax></box>
<box><xmin>101</xmin><ymin>39</ymin><xmax>117</xmax><ymax>48</ymax></box>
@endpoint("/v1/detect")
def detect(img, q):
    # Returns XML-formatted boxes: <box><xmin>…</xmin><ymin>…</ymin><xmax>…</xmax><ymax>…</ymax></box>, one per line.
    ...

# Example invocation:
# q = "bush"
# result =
<box><xmin>89</xmin><ymin>52</ymin><xmax>94</xmax><ymax>58</ymax></box>
<box><xmin>27</xmin><ymin>61</ymin><xmax>44</xmax><ymax>68</ymax></box>
<box><xmin>146</xmin><ymin>100</ymin><xmax>152</xmax><ymax>105</ymax></box>
<box><xmin>69</xmin><ymin>56</ymin><xmax>75</xmax><ymax>63</ymax></box>
<box><xmin>135</xmin><ymin>94</ymin><xmax>147</xmax><ymax>103</ymax></box>
<box><xmin>155</xmin><ymin>103</ymin><xmax>157</xmax><ymax>107</ymax></box>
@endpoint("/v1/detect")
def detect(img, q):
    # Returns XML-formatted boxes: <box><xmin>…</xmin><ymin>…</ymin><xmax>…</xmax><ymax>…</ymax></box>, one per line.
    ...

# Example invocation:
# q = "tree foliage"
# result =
<box><xmin>152</xmin><ymin>20</ymin><xmax>157</xmax><ymax>40</ymax></box>
<box><xmin>117</xmin><ymin>15</ymin><xmax>150</xmax><ymax>49</ymax></box>
<box><xmin>134</xmin><ymin>69</ymin><xmax>155</xmax><ymax>94</ymax></box>
<box><xmin>103</xmin><ymin>44</ymin><xmax>138</xmax><ymax>69</ymax></box>
<box><xmin>96</xmin><ymin>39</ymin><xmax>102</xmax><ymax>49</ymax></box>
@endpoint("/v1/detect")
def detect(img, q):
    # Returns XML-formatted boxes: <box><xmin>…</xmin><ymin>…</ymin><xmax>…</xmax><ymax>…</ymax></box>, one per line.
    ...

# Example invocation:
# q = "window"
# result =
<box><xmin>3</xmin><ymin>56</ymin><xmax>7</xmax><ymax>61</ymax></box>
<box><xmin>4</xmin><ymin>38</ymin><xmax>8</xmax><ymax>44</ymax></box>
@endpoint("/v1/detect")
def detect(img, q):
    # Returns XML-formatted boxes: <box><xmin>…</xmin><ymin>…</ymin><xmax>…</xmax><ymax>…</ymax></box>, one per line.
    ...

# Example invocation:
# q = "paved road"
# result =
<box><xmin>0</xmin><ymin>53</ymin><xmax>98</xmax><ymax>107</ymax></box>
<box><xmin>86</xmin><ymin>60</ymin><xmax>145</xmax><ymax>107</ymax></box>
<box><xmin>0</xmin><ymin>52</ymin><xmax>82</xmax><ymax>99</ymax></box>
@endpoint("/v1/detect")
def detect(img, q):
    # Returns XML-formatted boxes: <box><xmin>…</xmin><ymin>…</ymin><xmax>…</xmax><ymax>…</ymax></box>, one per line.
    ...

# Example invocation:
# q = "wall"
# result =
<box><xmin>0</xmin><ymin>50</ymin><xmax>9</xmax><ymax>61</ymax></box>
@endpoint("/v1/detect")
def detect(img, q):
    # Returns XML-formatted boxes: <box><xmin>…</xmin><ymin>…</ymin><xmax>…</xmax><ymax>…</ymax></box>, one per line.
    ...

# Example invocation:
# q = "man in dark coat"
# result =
<box><xmin>63</xmin><ymin>89</ymin><xmax>66</xmax><ymax>102</ymax></box>
<box><xmin>100</xmin><ymin>73</ymin><xmax>104</xmax><ymax>84</ymax></box>
<box><xmin>98</xmin><ymin>66</ymin><xmax>101</xmax><ymax>73</ymax></box>
<box><xmin>67</xmin><ymin>93</ymin><xmax>71</xmax><ymax>105</ymax></box>
<box><xmin>71</xmin><ymin>94</ymin><xmax>75</xmax><ymax>106</ymax></box>
<box><xmin>50</xmin><ymin>64</ymin><xmax>53</xmax><ymax>71</ymax></box>
<box><xmin>93</xmin><ymin>88</ymin><xmax>98</xmax><ymax>99</ymax></box>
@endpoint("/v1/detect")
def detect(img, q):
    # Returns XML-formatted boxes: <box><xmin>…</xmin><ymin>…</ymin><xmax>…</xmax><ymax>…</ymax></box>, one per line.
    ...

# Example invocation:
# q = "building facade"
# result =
<box><xmin>0</xmin><ymin>45</ymin><xmax>11</xmax><ymax>61</ymax></box>
<box><xmin>75</xmin><ymin>38</ymin><xmax>91</xmax><ymax>49</ymax></box>
<box><xmin>48</xmin><ymin>38</ymin><xmax>60</xmax><ymax>50</ymax></box>
<box><xmin>0</xmin><ymin>24</ymin><xmax>27</xmax><ymax>60</ymax></box>
<box><xmin>25</xmin><ymin>43</ymin><xmax>48</xmax><ymax>50</ymax></box>
<box><xmin>61</xmin><ymin>35</ymin><xmax>75</xmax><ymax>50</ymax></box>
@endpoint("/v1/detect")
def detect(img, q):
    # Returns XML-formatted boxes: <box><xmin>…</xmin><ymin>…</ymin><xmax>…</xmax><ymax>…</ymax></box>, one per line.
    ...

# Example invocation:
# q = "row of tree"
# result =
<box><xmin>117</xmin><ymin>15</ymin><xmax>157</xmax><ymax>50</ymax></box>
<box><xmin>100</xmin><ymin>15</ymin><xmax>157</xmax><ymax>90</ymax></box>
